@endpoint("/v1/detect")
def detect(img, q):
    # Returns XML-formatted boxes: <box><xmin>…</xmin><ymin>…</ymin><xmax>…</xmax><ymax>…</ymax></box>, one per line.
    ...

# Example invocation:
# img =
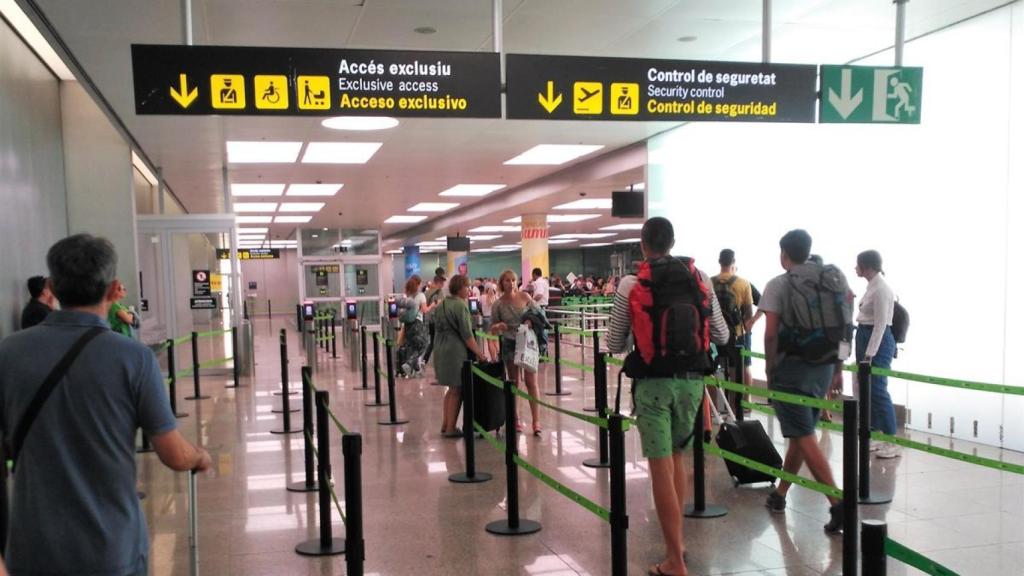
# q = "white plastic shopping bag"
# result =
<box><xmin>514</xmin><ymin>325</ymin><xmax>540</xmax><ymax>373</ymax></box>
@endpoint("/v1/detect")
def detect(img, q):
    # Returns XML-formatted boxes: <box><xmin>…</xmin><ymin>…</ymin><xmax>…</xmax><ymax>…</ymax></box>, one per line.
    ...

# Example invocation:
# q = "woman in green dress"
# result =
<box><xmin>107</xmin><ymin>283</ymin><xmax>137</xmax><ymax>337</ymax></box>
<box><xmin>432</xmin><ymin>275</ymin><xmax>487</xmax><ymax>436</ymax></box>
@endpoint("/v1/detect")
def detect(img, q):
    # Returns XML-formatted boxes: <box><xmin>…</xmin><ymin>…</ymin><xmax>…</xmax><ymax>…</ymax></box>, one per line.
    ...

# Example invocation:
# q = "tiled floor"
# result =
<box><xmin>140</xmin><ymin>317</ymin><xmax>1024</xmax><ymax>575</ymax></box>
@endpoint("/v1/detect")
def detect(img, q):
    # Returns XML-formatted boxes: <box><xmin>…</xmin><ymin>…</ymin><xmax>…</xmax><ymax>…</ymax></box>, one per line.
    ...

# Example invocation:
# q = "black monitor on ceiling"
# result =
<box><xmin>611</xmin><ymin>190</ymin><xmax>644</xmax><ymax>218</ymax></box>
<box><xmin>447</xmin><ymin>236</ymin><xmax>470</xmax><ymax>252</ymax></box>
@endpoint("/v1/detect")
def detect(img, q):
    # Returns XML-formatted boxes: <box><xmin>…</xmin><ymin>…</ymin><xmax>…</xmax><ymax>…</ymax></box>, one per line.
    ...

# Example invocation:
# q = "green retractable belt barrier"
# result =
<box><xmin>703</xmin><ymin>377</ymin><xmax>843</xmax><ymax>411</ymax></box>
<box><xmin>885</xmin><ymin>538</ymin><xmax>961</xmax><ymax>576</ymax></box>
<box><xmin>703</xmin><ymin>442</ymin><xmax>844</xmax><ymax>499</ymax></box>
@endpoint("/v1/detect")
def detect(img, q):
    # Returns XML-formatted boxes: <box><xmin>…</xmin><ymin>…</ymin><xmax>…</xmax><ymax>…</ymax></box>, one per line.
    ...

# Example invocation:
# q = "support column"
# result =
<box><xmin>521</xmin><ymin>214</ymin><xmax>549</xmax><ymax>285</ymax></box>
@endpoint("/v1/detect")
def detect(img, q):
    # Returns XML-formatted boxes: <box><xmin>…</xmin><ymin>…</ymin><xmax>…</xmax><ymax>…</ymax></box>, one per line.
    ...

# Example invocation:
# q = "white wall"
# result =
<box><xmin>240</xmin><ymin>249</ymin><xmax>300</xmax><ymax>314</ymax></box>
<box><xmin>648</xmin><ymin>5</ymin><xmax>1023</xmax><ymax>450</ymax></box>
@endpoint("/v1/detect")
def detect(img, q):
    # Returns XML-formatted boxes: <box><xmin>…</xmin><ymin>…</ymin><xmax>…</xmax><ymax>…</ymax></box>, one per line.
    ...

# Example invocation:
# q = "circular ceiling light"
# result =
<box><xmin>414</xmin><ymin>26</ymin><xmax>437</xmax><ymax>35</ymax></box>
<box><xmin>321</xmin><ymin>116</ymin><xmax>400</xmax><ymax>131</ymax></box>
<box><xmin>677</xmin><ymin>35</ymin><xmax>698</xmax><ymax>43</ymax></box>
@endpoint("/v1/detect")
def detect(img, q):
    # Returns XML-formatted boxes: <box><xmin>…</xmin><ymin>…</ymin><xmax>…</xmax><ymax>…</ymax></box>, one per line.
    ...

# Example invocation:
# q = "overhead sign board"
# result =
<box><xmin>506</xmin><ymin>54</ymin><xmax>817</xmax><ymax>122</ymax></box>
<box><xmin>190</xmin><ymin>297</ymin><xmax>217</xmax><ymax>310</ymax></box>
<box><xmin>217</xmin><ymin>248</ymin><xmax>281</xmax><ymax>260</ymax></box>
<box><xmin>192</xmin><ymin>270</ymin><xmax>211</xmax><ymax>297</ymax></box>
<box><xmin>131</xmin><ymin>44</ymin><xmax>502</xmax><ymax>118</ymax></box>
<box><xmin>819</xmin><ymin>65</ymin><xmax>923</xmax><ymax>124</ymax></box>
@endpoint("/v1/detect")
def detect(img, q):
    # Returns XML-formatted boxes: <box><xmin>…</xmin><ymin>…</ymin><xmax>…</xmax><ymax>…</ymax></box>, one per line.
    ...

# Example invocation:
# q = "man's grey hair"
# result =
<box><xmin>46</xmin><ymin>234</ymin><xmax>118</xmax><ymax>308</ymax></box>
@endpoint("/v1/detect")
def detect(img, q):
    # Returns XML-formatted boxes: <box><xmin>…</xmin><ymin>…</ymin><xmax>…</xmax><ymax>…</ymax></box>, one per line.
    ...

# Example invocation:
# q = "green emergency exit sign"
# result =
<box><xmin>819</xmin><ymin>65</ymin><xmax>923</xmax><ymax>124</ymax></box>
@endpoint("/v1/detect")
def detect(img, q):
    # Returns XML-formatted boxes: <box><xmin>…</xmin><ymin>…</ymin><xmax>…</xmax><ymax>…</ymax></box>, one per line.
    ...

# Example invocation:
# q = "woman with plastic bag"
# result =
<box><xmin>490</xmin><ymin>269</ymin><xmax>544</xmax><ymax>435</ymax></box>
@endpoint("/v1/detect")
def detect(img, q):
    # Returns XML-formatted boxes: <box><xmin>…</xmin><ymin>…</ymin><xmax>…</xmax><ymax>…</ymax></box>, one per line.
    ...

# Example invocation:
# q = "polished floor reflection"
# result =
<box><xmin>140</xmin><ymin>317</ymin><xmax>1024</xmax><ymax>575</ymax></box>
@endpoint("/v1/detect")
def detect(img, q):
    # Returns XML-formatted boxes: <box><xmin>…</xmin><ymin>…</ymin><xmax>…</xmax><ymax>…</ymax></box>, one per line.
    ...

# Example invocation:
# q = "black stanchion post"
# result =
<box><xmin>243</xmin><ymin>300</ymin><xmax>249</xmax><ymax>320</ymax></box>
<box><xmin>167</xmin><ymin>339</ymin><xmax>188</xmax><ymax>418</ymax></box>
<box><xmin>359</xmin><ymin>326</ymin><xmax>369</xmax><ymax>390</ymax></box>
<box><xmin>343</xmin><ymin>433</ymin><xmax>365</xmax><ymax>576</ymax></box>
<box><xmin>288</xmin><ymin>366</ymin><xmax>319</xmax><ymax>493</ymax></box>
<box><xmin>295</xmin><ymin>390</ymin><xmax>345</xmax><ymax>556</ymax></box>
<box><xmin>380</xmin><ymin>339</ymin><xmax>408</xmax><ymax>426</ymax></box>
<box><xmin>331</xmin><ymin>314</ymin><xmax>337</xmax><ymax>359</ymax></box>
<box><xmin>609</xmin><ymin>413</ymin><xmax>628</xmax><ymax>576</ymax></box>
<box><xmin>685</xmin><ymin>386</ymin><xmax>728</xmax><ymax>518</ymax></box>
<box><xmin>229</xmin><ymin>326</ymin><xmax>240</xmax><ymax>388</ymax></box>
<box><xmin>485</xmin><ymin>380</ymin><xmax>542</xmax><ymax>536</ymax></box>
<box><xmin>858</xmin><ymin>361</ymin><xmax>891</xmax><ymax>505</ymax></box>
<box><xmin>731</xmin><ymin>344</ymin><xmax>745</xmax><ymax>423</ymax></box>
<box><xmin>583</xmin><ymin>352</ymin><xmax>610</xmax><ymax>469</ymax></box>
<box><xmin>862</xmin><ymin>520</ymin><xmax>888</xmax><ymax>576</ymax></box>
<box><xmin>843</xmin><ymin>398</ymin><xmax>859</xmax><ymax>576</ymax></box>
<box><xmin>450</xmin><ymin>361</ymin><xmax>492</xmax><ymax>484</ymax></box>
<box><xmin>546</xmin><ymin>323</ymin><xmax>569</xmax><ymax>396</ymax></box>
<box><xmin>582</xmin><ymin>330</ymin><xmax>601</xmax><ymax>413</ymax></box>
<box><xmin>366</xmin><ymin>334</ymin><xmax>387</xmax><ymax>407</ymax></box>
<box><xmin>267</xmin><ymin>298</ymin><xmax>271</xmax><ymax>322</ymax></box>
<box><xmin>296</xmin><ymin>304</ymin><xmax>302</xmax><ymax>332</ymax></box>
<box><xmin>185</xmin><ymin>331</ymin><xmax>210</xmax><ymax>400</ymax></box>
<box><xmin>272</xmin><ymin>329</ymin><xmax>300</xmax><ymax>434</ymax></box>
<box><xmin>137</xmin><ymin>432</ymin><xmax>154</xmax><ymax>453</ymax></box>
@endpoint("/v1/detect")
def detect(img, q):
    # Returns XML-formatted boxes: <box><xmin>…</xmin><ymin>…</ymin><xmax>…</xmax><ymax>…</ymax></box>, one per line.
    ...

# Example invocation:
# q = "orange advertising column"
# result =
<box><xmin>521</xmin><ymin>214</ymin><xmax>549</xmax><ymax>283</ymax></box>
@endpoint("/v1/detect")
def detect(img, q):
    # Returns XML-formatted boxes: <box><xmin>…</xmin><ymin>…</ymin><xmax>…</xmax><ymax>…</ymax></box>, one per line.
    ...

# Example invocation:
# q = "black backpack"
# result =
<box><xmin>712</xmin><ymin>276</ymin><xmax>743</xmax><ymax>338</ymax></box>
<box><xmin>891</xmin><ymin>300</ymin><xmax>909</xmax><ymax>344</ymax></box>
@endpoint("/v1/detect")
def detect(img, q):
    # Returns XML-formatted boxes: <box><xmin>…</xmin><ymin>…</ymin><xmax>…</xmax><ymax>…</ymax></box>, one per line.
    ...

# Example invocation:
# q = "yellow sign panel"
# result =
<box><xmin>573</xmin><ymin>81</ymin><xmax>603</xmax><ymax>115</ymax></box>
<box><xmin>297</xmin><ymin>76</ymin><xmax>331</xmax><ymax>110</ymax></box>
<box><xmin>210</xmin><ymin>74</ymin><xmax>246</xmax><ymax>109</ymax></box>
<box><xmin>254</xmin><ymin>75</ymin><xmax>289</xmax><ymax>110</ymax></box>
<box><xmin>610</xmin><ymin>82</ymin><xmax>639</xmax><ymax>115</ymax></box>
<box><xmin>211</xmin><ymin>274</ymin><xmax>223</xmax><ymax>293</ymax></box>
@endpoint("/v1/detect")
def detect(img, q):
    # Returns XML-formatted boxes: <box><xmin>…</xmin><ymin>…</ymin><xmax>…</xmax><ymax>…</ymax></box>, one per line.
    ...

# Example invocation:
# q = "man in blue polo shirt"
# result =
<box><xmin>0</xmin><ymin>234</ymin><xmax>211</xmax><ymax>575</ymax></box>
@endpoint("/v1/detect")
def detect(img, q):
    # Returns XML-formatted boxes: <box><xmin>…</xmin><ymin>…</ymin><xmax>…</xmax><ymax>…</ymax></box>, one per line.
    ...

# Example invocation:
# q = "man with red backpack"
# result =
<box><xmin>607</xmin><ymin>217</ymin><xmax>728</xmax><ymax>576</ymax></box>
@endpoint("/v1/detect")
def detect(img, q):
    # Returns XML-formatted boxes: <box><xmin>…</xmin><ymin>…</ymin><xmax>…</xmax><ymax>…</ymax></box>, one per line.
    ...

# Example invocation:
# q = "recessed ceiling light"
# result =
<box><xmin>600</xmin><ymin>223</ymin><xmax>644</xmax><ymax>231</ymax></box>
<box><xmin>231</xmin><ymin>184</ymin><xmax>285</xmax><ymax>197</ymax></box>
<box><xmin>311</xmin><ymin>234</ymin><xmax>319</xmax><ymax>238</ymax></box>
<box><xmin>286</xmin><ymin>184</ymin><xmax>343</xmax><ymax>197</ymax></box>
<box><xmin>550</xmin><ymin>233</ymin><xmax>617</xmax><ymax>240</ymax></box>
<box><xmin>504</xmin><ymin>144</ymin><xmax>604</xmax><ymax>166</ymax></box>
<box><xmin>322</xmin><ymin>116</ymin><xmax>399</xmax><ymax>131</ymax></box>
<box><xmin>414</xmin><ymin>26</ymin><xmax>436</xmax><ymax>34</ymax></box>
<box><xmin>274</xmin><ymin>215</ymin><xmax>313</xmax><ymax>223</ymax></box>
<box><xmin>630</xmin><ymin>182</ymin><xmax>645</xmax><ymax>191</ymax></box>
<box><xmin>385</xmin><ymin>249</ymin><xmax>404</xmax><ymax>255</ymax></box>
<box><xmin>469</xmin><ymin>225</ymin><xmax>521</xmax><ymax>233</ymax></box>
<box><xmin>238</xmin><ymin>227</ymin><xmax>269</xmax><ymax>233</ymax></box>
<box><xmin>615</xmin><ymin>238</ymin><xmax>642</xmax><ymax>243</ymax></box>
<box><xmin>580</xmin><ymin>242</ymin><xmax>613</xmax><ymax>247</ymax></box>
<box><xmin>278</xmin><ymin>202</ymin><xmax>325</xmax><ymax>212</ymax></box>
<box><xmin>677</xmin><ymin>35</ymin><xmax>698</xmax><ymax>43</ymax></box>
<box><xmin>493</xmin><ymin>244</ymin><xmax>522</xmax><ymax>249</ymax></box>
<box><xmin>233</xmin><ymin>202</ymin><xmax>278</xmax><ymax>213</ymax></box>
<box><xmin>416</xmin><ymin>241</ymin><xmax>447</xmax><ymax>247</ymax></box>
<box><xmin>503</xmin><ymin>214</ymin><xmax>600</xmax><ymax>224</ymax></box>
<box><xmin>384</xmin><ymin>215</ymin><xmax>429</xmax><ymax>224</ymax></box>
<box><xmin>302</xmin><ymin>142</ymin><xmax>383</xmax><ymax>164</ymax></box>
<box><xmin>547</xmin><ymin>239</ymin><xmax>577</xmax><ymax>244</ymax></box>
<box><xmin>439</xmin><ymin>184</ymin><xmax>506</xmax><ymax>197</ymax></box>
<box><xmin>554</xmin><ymin>198</ymin><xmax>612</xmax><ymax>210</ymax></box>
<box><xmin>409</xmin><ymin>202</ymin><xmax>460</xmax><ymax>212</ymax></box>
<box><xmin>227</xmin><ymin>141</ymin><xmax>303</xmax><ymax>163</ymax></box>
<box><xmin>467</xmin><ymin>234</ymin><xmax>502</xmax><ymax>241</ymax></box>
<box><xmin>236</xmin><ymin>215</ymin><xmax>274</xmax><ymax>224</ymax></box>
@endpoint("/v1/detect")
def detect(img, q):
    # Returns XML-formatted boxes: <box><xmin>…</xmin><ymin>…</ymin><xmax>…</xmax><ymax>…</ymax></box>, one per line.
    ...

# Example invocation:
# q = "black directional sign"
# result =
<box><xmin>190</xmin><ymin>297</ymin><xmax>217</xmax><ymax>310</ymax></box>
<box><xmin>132</xmin><ymin>44</ymin><xmax>501</xmax><ymax>118</ymax></box>
<box><xmin>506</xmin><ymin>54</ymin><xmax>817</xmax><ymax>123</ymax></box>
<box><xmin>192</xmin><ymin>269</ymin><xmax>211</xmax><ymax>297</ymax></box>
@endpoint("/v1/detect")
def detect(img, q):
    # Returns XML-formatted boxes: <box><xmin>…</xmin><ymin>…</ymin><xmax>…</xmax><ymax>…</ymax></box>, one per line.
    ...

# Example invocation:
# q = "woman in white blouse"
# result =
<box><xmin>855</xmin><ymin>250</ymin><xmax>899</xmax><ymax>458</ymax></box>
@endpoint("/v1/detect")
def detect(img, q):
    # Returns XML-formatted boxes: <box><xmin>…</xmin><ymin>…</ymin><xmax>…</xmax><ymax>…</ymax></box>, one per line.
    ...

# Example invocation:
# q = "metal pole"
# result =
<box><xmin>843</xmin><ymin>398</ymin><xmax>859</xmax><ymax>576</ymax></box>
<box><xmin>186</xmin><ymin>331</ymin><xmax>209</xmax><ymax>399</ymax></box>
<box><xmin>360</xmin><ymin>326</ymin><xmax>369</xmax><ymax>389</ymax></box>
<box><xmin>181</xmin><ymin>0</ymin><xmax>193</xmax><ymax>46</ymax></box>
<box><xmin>685</xmin><ymin>387</ymin><xmax>727</xmax><ymax>518</ymax></box>
<box><xmin>272</xmin><ymin>329</ymin><xmax>299</xmax><ymax>434</ymax></box>
<box><xmin>168</xmin><ymin>339</ymin><xmax>188</xmax><ymax>418</ymax></box>
<box><xmin>609</xmin><ymin>414</ymin><xmax>628</xmax><ymax>576</ymax></box>
<box><xmin>762</xmin><ymin>0</ymin><xmax>772</xmax><ymax>64</ymax></box>
<box><xmin>547</xmin><ymin>323</ymin><xmax>568</xmax><ymax>396</ymax></box>
<box><xmin>450</xmin><ymin>360</ymin><xmax>492</xmax><ymax>483</ymax></box>
<box><xmin>331</xmin><ymin>315</ymin><xmax>337</xmax><ymax>359</ymax></box>
<box><xmin>485</xmin><ymin>380</ymin><xmax>541</xmax><ymax>536</ymax></box>
<box><xmin>894</xmin><ymin>0</ymin><xmax>908</xmax><ymax>67</ymax></box>
<box><xmin>380</xmin><ymin>339</ymin><xmax>408</xmax><ymax>425</ymax></box>
<box><xmin>583</xmin><ymin>352</ymin><xmax>610</xmax><ymax>468</ymax></box>
<box><xmin>188</xmin><ymin>471</ymin><xmax>198</xmax><ymax>576</ymax></box>
<box><xmin>229</xmin><ymin>326</ymin><xmax>240</xmax><ymax>388</ymax></box>
<box><xmin>862</xmin><ymin>520</ymin><xmax>888</xmax><ymax>576</ymax></box>
<box><xmin>366</xmin><ymin>334</ymin><xmax>386</xmax><ymax>407</ymax></box>
<box><xmin>288</xmin><ymin>366</ymin><xmax>318</xmax><ymax>493</ymax></box>
<box><xmin>859</xmin><ymin>362</ymin><xmax>891</xmax><ymax>504</ymax></box>
<box><xmin>157</xmin><ymin>167</ymin><xmax>165</xmax><ymax>215</ymax></box>
<box><xmin>343</xmin><ymin>434</ymin><xmax>365</xmax><ymax>576</ymax></box>
<box><xmin>295</xmin><ymin>390</ymin><xmax>345</xmax><ymax>556</ymax></box>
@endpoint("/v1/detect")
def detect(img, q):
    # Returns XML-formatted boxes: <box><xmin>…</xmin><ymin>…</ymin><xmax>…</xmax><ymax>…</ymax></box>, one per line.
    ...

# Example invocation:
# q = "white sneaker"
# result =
<box><xmin>877</xmin><ymin>445</ymin><xmax>902</xmax><ymax>459</ymax></box>
<box><xmin>869</xmin><ymin>440</ymin><xmax>883</xmax><ymax>452</ymax></box>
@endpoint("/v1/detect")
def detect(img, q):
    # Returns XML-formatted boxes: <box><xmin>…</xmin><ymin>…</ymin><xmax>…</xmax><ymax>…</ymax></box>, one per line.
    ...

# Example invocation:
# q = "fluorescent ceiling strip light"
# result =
<box><xmin>321</xmin><ymin>116</ymin><xmax>399</xmax><ymax>131</ymax></box>
<box><xmin>580</xmin><ymin>243</ymin><xmax>613</xmax><ymax>247</ymax></box>
<box><xmin>237</xmin><ymin>227</ymin><xmax>269</xmax><ymax>233</ymax></box>
<box><xmin>554</xmin><ymin>198</ymin><xmax>612</xmax><ymax>210</ymax></box>
<box><xmin>236</xmin><ymin>216</ymin><xmax>274</xmax><ymax>224</ymax></box>
<box><xmin>467</xmin><ymin>235</ymin><xmax>502</xmax><ymax>241</ymax></box>
<box><xmin>469</xmin><ymin>225</ymin><xmax>520</xmax><ymax>233</ymax></box>
<box><xmin>599</xmin><ymin>223</ymin><xmax>644</xmax><ymax>231</ymax></box>
<box><xmin>233</xmin><ymin>202</ymin><xmax>278</xmax><ymax>212</ymax></box>
<box><xmin>438</xmin><ymin>184</ymin><xmax>506</xmax><ymax>197</ymax></box>
<box><xmin>409</xmin><ymin>202</ymin><xmax>460</xmax><ymax>212</ymax></box>
<box><xmin>504</xmin><ymin>144</ymin><xmax>604</xmax><ymax>166</ymax></box>
<box><xmin>301</xmin><ymin>142</ymin><xmax>382</xmax><ymax>164</ymax></box>
<box><xmin>278</xmin><ymin>202</ymin><xmax>325</xmax><ymax>212</ymax></box>
<box><xmin>384</xmin><ymin>215</ymin><xmax>428</xmax><ymax>224</ymax></box>
<box><xmin>385</xmin><ymin>250</ymin><xmax>404</xmax><ymax>255</ymax></box>
<box><xmin>227</xmin><ymin>141</ymin><xmax>302</xmax><ymax>163</ymax></box>
<box><xmin>615</xmin><ymin>238</ymin><xmax>642</xmax><ymax>243</ymax></box>
<box><xmin>503</xmin><ymin>214</ymin><xmax>599</xmax><ymax>224</ymax></box>
<box><xmin>231</xmin><ymin>184</ymin><xmax>285</xmax><ymax>197</ymax></box>
<box><xmin>550</xmin><ymin>233</ymin><xmax>616</xmax><ymax>240</ymax></box>
<box><xmin>0</xmin><ymin>0</ymin><xmax>74</xmax><ymax>79</ymax></box>
<box><xmin>547</xmin><ymin>239</ymin><xmax>577</xmax><ymax>244</ymax></box>
<box><xmin>286</xmin><ymin>184</ymin><xmax>343</xmax><ymax>196</ymax></box>
<box><xmin>274</xmin><ymin>215</ymin><xmax>313</xmax><ymax>223</ymax></box>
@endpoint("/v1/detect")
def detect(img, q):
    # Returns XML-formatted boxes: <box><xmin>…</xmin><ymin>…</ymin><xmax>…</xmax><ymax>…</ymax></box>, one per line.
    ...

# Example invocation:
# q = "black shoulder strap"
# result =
<box><xmin>726</xmin><ymin>275</ymin><xmax>738</xmax><ymax>287</ymax></box>
<box><xmin>10</xmin><ymin>326</ymin><xmax>106</xmax><ymax>468</ymax></box>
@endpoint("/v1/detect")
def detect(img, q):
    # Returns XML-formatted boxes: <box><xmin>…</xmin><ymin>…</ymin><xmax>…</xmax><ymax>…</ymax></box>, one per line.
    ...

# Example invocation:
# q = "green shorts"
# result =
<box><xmin>634</xmin><ymin>377</ymin><xmax>704</xmax><ymax>459</ymax></box>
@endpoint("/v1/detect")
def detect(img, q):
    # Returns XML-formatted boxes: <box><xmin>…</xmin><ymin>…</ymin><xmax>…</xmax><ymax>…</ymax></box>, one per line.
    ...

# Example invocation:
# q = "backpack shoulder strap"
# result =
<box><xmin>10</xmin><ymin>326</ymin><xmax>106</xmax><ymax>468</ymax></box>
<box><xmin>726</xmin><ymin>275</ymin><xmax>738</xmax><ymax>287</ymax></box>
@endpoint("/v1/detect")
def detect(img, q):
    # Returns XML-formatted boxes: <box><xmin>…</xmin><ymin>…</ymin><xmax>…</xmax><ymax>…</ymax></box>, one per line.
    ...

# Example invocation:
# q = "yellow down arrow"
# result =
<box><xmin>537</xmin><ymin>80</ymin><xmax>562</xmax><ymax>113</ymax></box>
<box><xmin>170</xmin><ymin>74</ymin><xmax>198</xmax><ymax>109</ymax></box>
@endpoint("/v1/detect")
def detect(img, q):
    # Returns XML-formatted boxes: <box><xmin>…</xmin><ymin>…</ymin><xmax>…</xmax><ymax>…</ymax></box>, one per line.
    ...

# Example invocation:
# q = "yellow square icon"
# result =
<box><xmin>297</xmin><ymin>76</ymin><xmax>331</xmax><ymax>110</ymax></box>
<box><xmin>254</xmin><ymin>75</ymin><xmax>289</xmax><ymax>110</ymax></box>
<box><xmin>573</xmin><ymin>81</ymin><xmax>603</xmax><ymax>115</ymax></box>
<box><xmin>610</xmin><ymin>83</ymin><xmax>640</xmax><ymax>115</ymax></box>
<box><xmin>210</xmin><ymin>74</ymin><xmax>246</xmax><ymax>109</ymax></box>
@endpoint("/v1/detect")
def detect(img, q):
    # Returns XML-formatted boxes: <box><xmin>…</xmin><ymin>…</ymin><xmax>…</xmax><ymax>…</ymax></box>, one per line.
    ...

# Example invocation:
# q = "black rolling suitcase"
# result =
<box><xmin>711</xmin><ymin>388</ymin><xmax>782</xmax><ymax>486</ymax></box>
<box><xmin>472</xmin><ymin>361</ymin><xmax>506</xmax><ymax>432</ymax></box>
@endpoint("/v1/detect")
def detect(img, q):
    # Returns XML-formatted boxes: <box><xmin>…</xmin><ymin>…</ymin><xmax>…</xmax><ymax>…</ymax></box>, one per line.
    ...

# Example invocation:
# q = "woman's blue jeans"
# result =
<box><xmin>855</xmin><ymin>324</ymin><xmax>897</xmax><ymax>435</ymax></box>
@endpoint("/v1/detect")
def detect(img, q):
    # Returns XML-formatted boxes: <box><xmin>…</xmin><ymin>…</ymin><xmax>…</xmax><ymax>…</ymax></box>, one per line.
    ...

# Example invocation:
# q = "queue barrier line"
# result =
<box><xmin>470</xmin><ymin>365</ymin><xmax>621</xmax><ymax>430</ymax></box>
<box><xmin>743</xmin><ymin>402</ymin><xmax>844</xmax><ymax>433</ymax></box>
<box><xmin>885</xmin><ymin>537</ymin><xmax>961</xmax><ymax>576</ymax></box>
<box><xmin>703</xmin><ymin>442</ymin><xmax>844</xmax><ymax>500</ymax></box>
<box><xmin>605</xmin><ymin>356</ymin><xmax>625</xmax><ymax>367</ymax></box>
<box><xmin>304</xmin><ymin>429</ymin><xmax>347</xmax><ymax>525</ymax></box>
<box><xmin>559</xmin><ymin>358</ymin><xmax>594</xmax><ymax>373</ymax></box>
<box><xmin>474</xmin><ymin>330</ymin><xmax>500</xmax><ymax>342</ymax></box>
<box><xmin>556</xmin><ymin>326</ymin><xmax>604</xmax><ymax>337</ymax></box>
<box><xmin>314</xmin><ymin>335</ymin><xmax>336</xmax><ymax>343</ymax></box>
<box><xmin>703</xmin><ymin>377</ymin><xmax>843</xmax><ymax>412</ymax></box>
<box><xmin>473</xmin><ymin>421</ymin><xmax>610</xmax><ymax>523</ymax></box>
<box><xmin>305</xmin><ymin>376</ymin><xmax>351</xmax><ymax>435</ymax></box>
<box><xmin>171</xmin><ymin>356</ymin><xmax>234</xmax><ymax>379</ymax></box>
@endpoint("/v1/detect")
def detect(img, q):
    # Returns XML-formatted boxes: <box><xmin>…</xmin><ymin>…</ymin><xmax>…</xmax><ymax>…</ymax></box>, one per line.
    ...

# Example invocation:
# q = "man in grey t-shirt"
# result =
<box><xmin>0</xmin><ymin>234</ymin><xmax>211</xmax><ymax>575</ymax></box>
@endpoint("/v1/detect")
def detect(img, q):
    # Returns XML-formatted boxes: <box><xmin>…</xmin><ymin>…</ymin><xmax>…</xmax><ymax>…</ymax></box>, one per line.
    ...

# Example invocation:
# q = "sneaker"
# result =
<box><xmin>877</xmin><ymin>445</ymin><xmax>902</xmax><ymax>459</ymax></box>
<box><xmin>765</xmin><ymin>491</ymin><xmax>787</xmax><ymax>513</ymax></box>
<box><xmin>869</xmin><ymin>440</ymin><xmax>883</xmax><ymax>452</ymax></box>
<box><xmin>401</xmin><ymin>362</ymin><xmax>411</xmax><ymax>376</ymax></box>
<box><xmin>824</xmin><ymin>503</ymin><xmax>844</xmax><ymax>534</ymax></box>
